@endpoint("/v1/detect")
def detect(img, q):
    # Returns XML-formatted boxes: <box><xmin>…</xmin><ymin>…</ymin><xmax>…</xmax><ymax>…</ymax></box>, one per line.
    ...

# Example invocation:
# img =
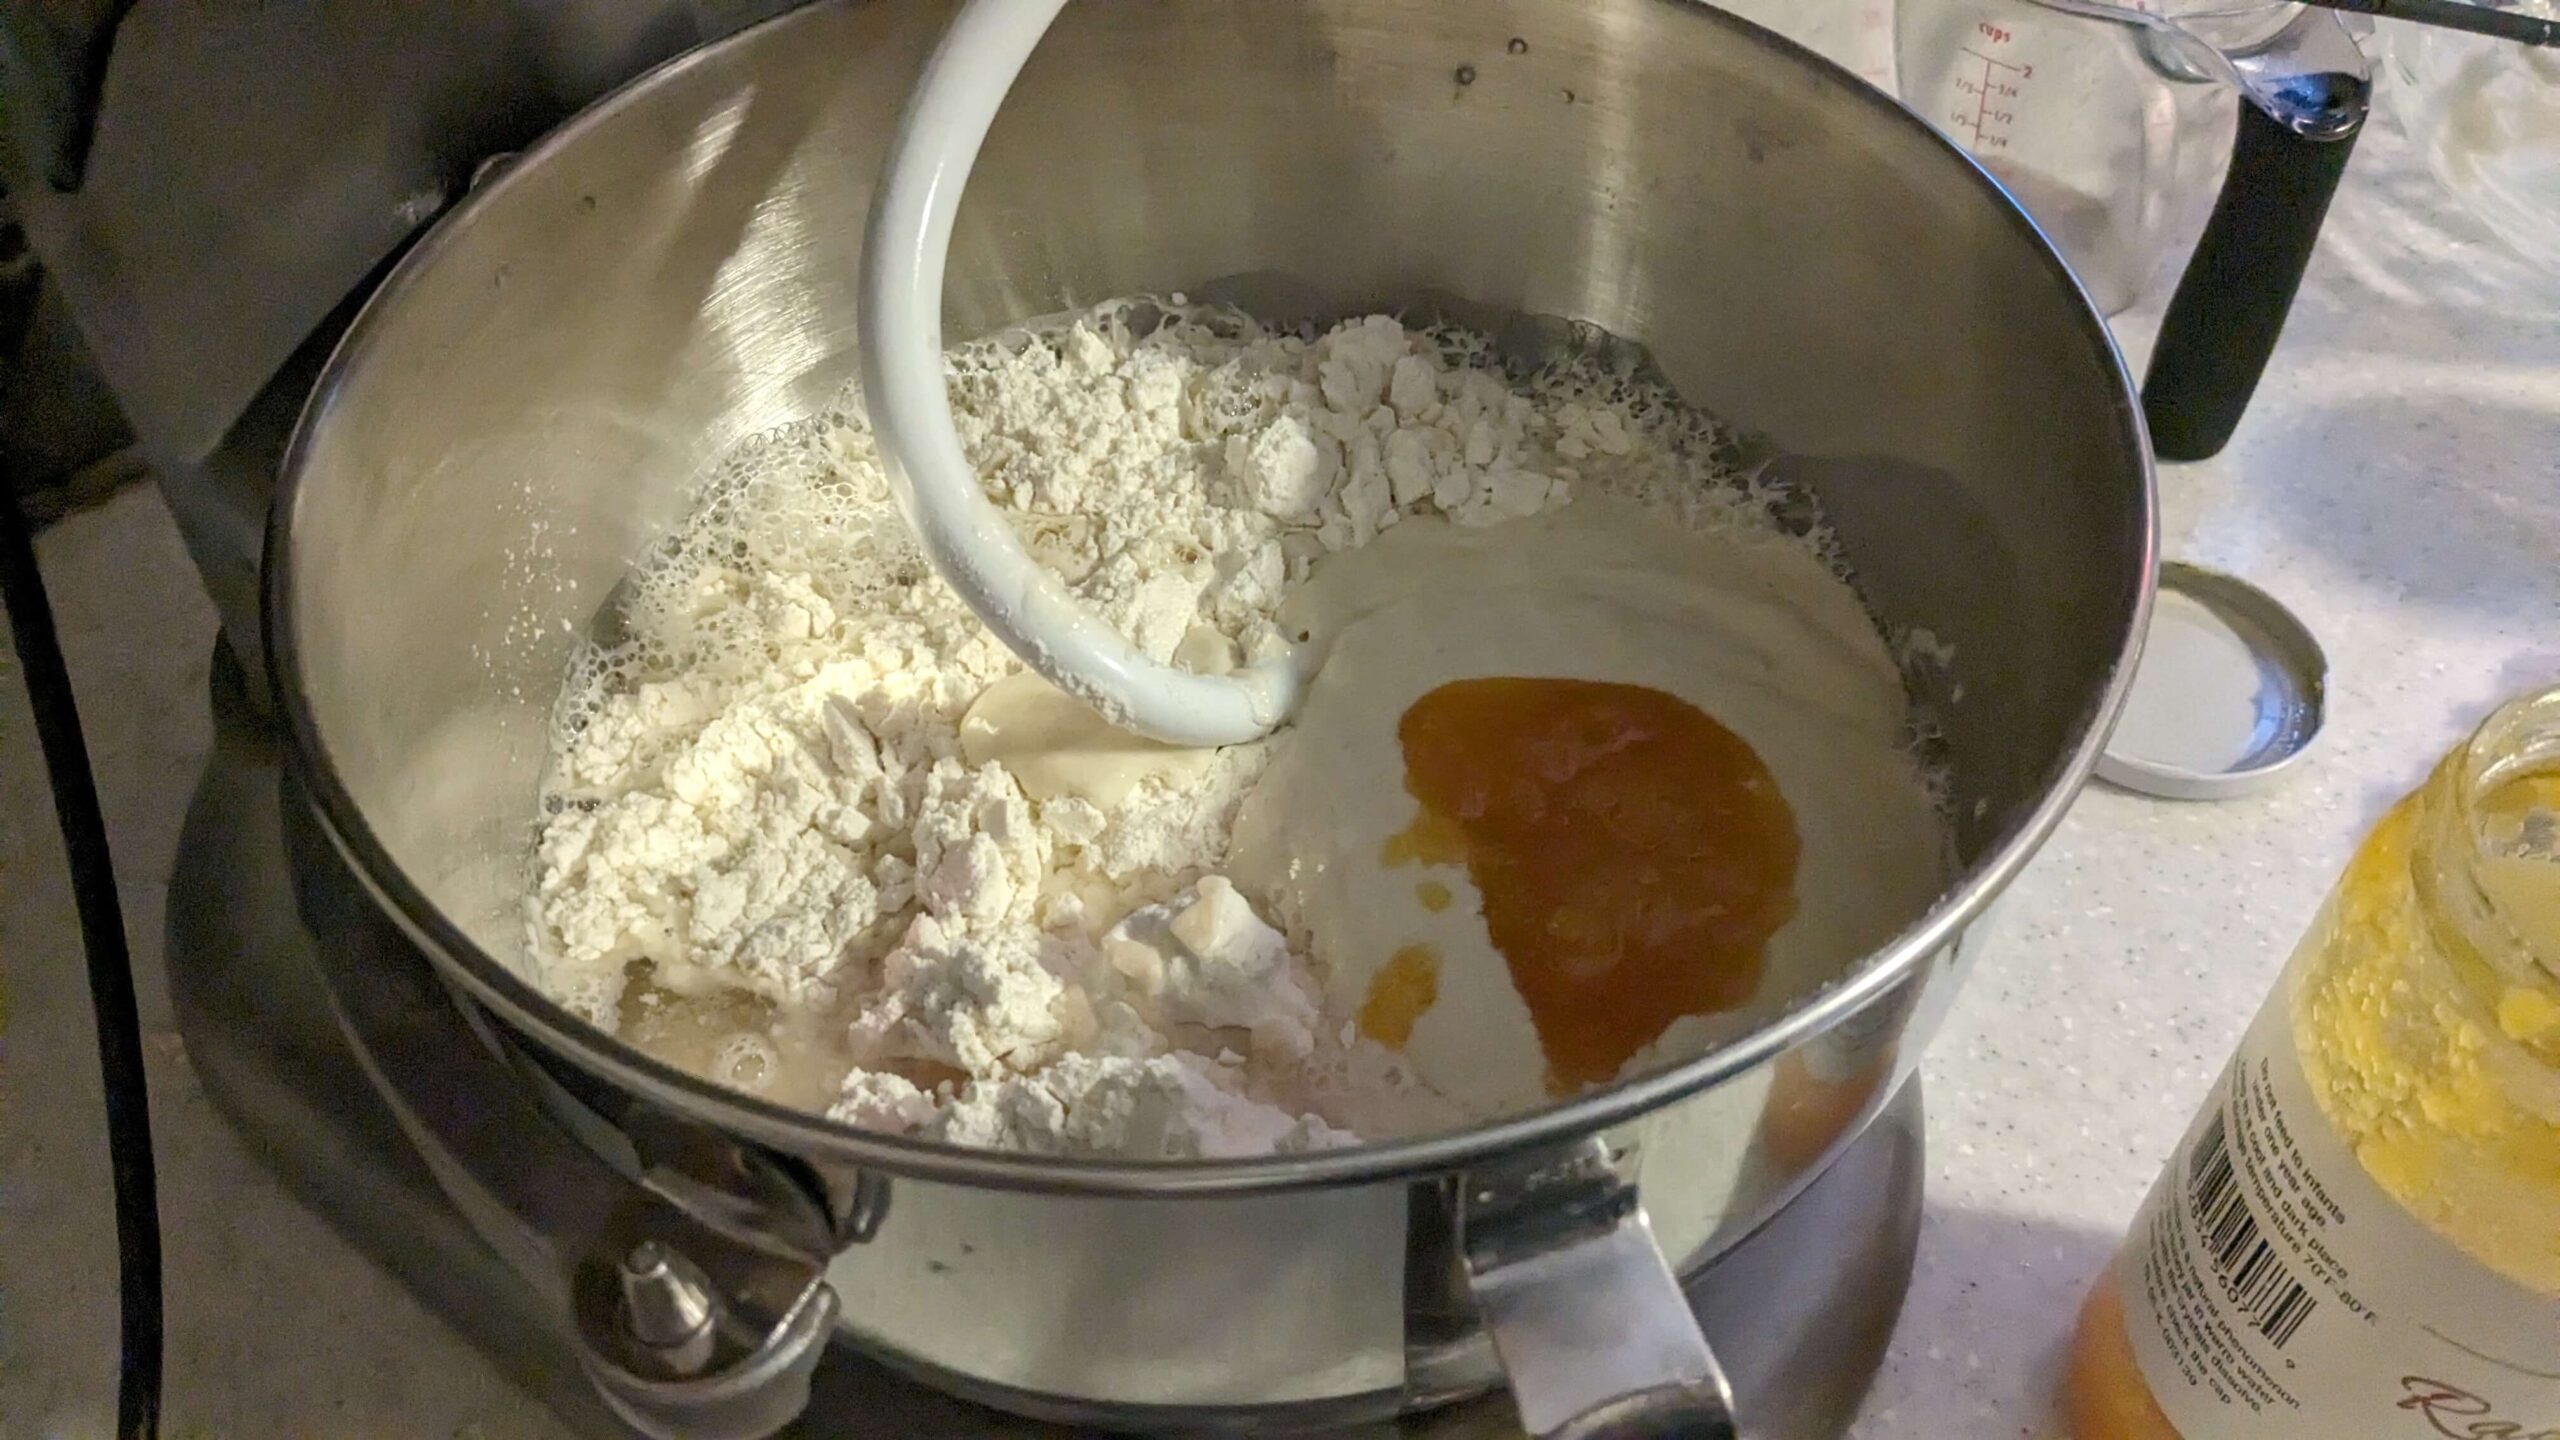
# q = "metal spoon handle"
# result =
<box><xmin>2302</xmin><ymin>0</ymin><xmax>2560</xmax><ymax>47</ymax></box>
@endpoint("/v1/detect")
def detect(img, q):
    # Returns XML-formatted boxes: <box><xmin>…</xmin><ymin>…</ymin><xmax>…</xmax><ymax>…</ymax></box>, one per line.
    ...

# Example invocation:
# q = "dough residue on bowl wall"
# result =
<box><xmin>524</xmin><ymin>301</ymin><xmax>1949</xmax><ymax>1158</ymax></box>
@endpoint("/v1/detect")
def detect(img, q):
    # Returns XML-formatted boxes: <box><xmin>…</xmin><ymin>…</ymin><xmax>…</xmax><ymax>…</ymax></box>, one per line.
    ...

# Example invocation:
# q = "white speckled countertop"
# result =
<box><xmin>1</xmin><ymin>58</ymin><xmax>2553</xmax><ymax>1440</ymax></box>
<box><xmin>1852</xmin><ymin>99</ymin><xmax>2560</xmax><ymax>1437</ymax></box>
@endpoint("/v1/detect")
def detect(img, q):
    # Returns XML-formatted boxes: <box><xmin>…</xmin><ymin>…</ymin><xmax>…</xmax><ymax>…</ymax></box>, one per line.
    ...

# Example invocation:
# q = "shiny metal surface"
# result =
<box><xmin>1464</xmin><ymin>1142</ymin><xmax>1737</xmax><ymax>1438</ymax></box>
<box><xmin>11</xmin><ymin>0</ymin><xmax>802</xmax><ymax>698</ymax></box>
<box><xmin>2094</xmin><ymin>562</ymin><xmax>2329</xmax><ymax>801</ymax></box>
<box><xmin>617</xmin><ymin>1243</ymin><xmax>718</xmax><ymax>1367</ymax></box>
<box><xmin>267</xmin><ymin>0</ymin><xmax>2154</xmax><ymax>1425</ymax></box>
<box><xmin>168</xmin><ymin>650</ymin><xmax>1929</xmax><ymax>1436</ymax></box>
<box><xmin>2031</xmin><ymin>0</ymin><xmax>2373</xmax><ymax>136</ymax></box>
<box><xmin>6</xmin><ymin>0</ymin><xmax>801</xmax><ymax>466</ymax></box>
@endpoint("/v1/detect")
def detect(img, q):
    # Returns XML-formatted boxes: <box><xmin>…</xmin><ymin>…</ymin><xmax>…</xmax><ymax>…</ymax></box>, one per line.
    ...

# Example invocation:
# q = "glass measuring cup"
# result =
<box><xmin>1713</xmin><ymin>0</ymin><xmax>1902</xmax><ymax>89</ymax></box>
<box><xmin>1895</xmin><ymin>1</ymin><xmax>2265</xmax><ymax>315</ymax></box>
<box><xmin>1898</xmin><ymin>0</ymin><xmax>2376</xmax><ymax>458</ymax></box>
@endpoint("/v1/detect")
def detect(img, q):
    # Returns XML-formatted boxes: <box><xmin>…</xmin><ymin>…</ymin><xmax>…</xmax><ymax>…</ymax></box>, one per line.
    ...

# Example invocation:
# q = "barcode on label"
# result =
<box><xmin>2188</xmin><ymin>1108</ymin><xmax>2318</xmax><ymax>1350</ymax></box>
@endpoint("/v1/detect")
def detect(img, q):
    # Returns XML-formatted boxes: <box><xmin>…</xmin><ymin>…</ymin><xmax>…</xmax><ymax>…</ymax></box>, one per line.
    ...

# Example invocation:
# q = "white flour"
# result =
<box><xmin>528</xmin><ymin>303</ymin><xmax>1837</xmax><ymax>1157</ymax></box>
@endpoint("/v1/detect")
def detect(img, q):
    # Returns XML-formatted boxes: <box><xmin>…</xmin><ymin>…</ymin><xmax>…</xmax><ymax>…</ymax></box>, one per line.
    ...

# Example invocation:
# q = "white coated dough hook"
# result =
<box><xmin>858</xmin><ymin>0</ymin><xmax>1304</xmax><ymax>746</ymax></box>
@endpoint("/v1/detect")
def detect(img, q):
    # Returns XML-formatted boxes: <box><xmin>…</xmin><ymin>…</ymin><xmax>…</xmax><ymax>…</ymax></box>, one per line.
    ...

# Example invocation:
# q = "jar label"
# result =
<box><xmin>2120</xmin><ymin>983</ymin><xmax>2560</xmax><ymax>1437</ymax></box>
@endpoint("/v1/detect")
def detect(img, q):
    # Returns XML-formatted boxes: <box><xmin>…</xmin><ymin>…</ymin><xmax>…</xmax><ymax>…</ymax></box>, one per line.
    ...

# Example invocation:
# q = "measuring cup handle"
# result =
<box><xmin>2142</xmin><ymin>85</ymin><xmax>2367</xmax><ymax>462</ymax></box>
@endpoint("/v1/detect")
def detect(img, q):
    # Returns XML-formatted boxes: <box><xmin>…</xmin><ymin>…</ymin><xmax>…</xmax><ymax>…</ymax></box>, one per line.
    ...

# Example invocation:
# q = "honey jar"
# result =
<box><xmin>2067</xmin><ymin>688</ymin><xmax>2560</xmax><ymax>1437</ymax></box>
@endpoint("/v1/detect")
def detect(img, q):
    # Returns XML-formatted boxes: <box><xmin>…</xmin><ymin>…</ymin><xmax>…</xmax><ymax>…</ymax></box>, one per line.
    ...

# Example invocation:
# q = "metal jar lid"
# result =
<box><xmin>2098</xmin><ymin>563</ymin><xmax>2328</xmax><ymax>801</ymax></box>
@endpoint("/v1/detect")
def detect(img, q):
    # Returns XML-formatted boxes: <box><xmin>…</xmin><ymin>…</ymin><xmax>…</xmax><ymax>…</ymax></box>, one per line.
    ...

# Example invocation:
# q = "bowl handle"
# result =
<box><xmin>1464</xmin><ymin>1142</ymin><xmax>1740</xmax><ymax>1439</ymax></box>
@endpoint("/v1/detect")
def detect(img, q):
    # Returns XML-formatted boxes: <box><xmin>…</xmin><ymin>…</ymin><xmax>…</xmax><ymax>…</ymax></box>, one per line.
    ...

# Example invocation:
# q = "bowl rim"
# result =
<box><xmin>265</xmin><ymin>0</ymin><xmax>2158</xmax><ymax>1197</ymax></box>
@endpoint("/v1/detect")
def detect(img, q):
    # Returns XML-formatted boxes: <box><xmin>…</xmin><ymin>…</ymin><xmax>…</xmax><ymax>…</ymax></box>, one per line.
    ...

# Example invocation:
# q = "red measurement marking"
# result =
<box><xmin>1951</xmin><ymin>46</ymin><xmax>2032</xmax><ymax>148</ymax></box>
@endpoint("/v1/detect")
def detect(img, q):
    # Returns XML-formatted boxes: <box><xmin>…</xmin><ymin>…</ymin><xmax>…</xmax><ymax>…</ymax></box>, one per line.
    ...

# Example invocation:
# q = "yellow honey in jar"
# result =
<box><xmin>2067</xmin><ymin>689</ymin><xmax>2560</xmax><ymax>1438</ymax></box>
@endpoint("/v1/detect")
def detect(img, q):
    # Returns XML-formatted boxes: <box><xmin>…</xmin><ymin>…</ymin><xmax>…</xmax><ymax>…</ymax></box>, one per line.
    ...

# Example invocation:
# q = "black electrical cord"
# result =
<box><xmin>0</xmin><ymin>487</ymin><xmax>162</xmax><ymax>1439</ymax></box>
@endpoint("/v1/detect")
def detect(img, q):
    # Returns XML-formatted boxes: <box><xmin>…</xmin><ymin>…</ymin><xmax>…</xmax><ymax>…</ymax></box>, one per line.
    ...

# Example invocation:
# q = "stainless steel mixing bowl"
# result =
<box><xmin>267</xmin><ymin>1</ymin><xmax>2155</xmax><ymax>1435</ymax></box>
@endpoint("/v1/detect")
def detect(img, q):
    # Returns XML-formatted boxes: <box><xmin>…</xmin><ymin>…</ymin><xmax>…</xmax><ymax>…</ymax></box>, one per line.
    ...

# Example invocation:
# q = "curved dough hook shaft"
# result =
<box><xmin>858</xmin><ymin>0</ymin><xmax>1303</xmax><ymax>746</ymax></box>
